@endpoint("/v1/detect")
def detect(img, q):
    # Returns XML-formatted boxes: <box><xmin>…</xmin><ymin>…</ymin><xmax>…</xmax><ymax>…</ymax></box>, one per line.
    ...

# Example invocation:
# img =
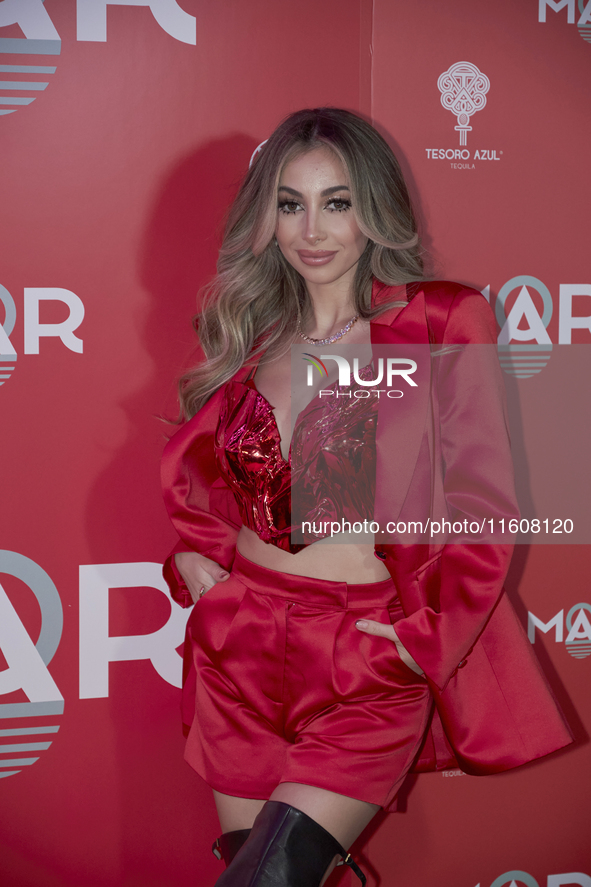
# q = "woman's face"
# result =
<box><xmin>275</xmin><ymin>147</ymin><xmax>368</xmax><ymax>293</ymax></box>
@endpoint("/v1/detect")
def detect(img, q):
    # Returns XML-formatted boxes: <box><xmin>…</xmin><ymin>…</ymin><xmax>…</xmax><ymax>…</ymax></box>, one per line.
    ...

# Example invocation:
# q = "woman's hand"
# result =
<box><xmin>355</xmin><ymin>620</ymin><xmax>425</xmax><ymax>677</ymax></box>
<box><xmin>174</xmin><ymin>551</ymin><xmax>230</xmax><ymax>605</ymax></box>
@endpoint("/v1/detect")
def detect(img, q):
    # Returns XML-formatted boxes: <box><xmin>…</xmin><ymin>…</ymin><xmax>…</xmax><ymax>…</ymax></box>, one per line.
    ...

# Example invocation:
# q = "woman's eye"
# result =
<box><xmin>327</xmin><ymin>197</ymin><xmax>352</xmax><ymax>212</ymax></box>
<box><xmin>278</xmin><ymin>200</ymin><xmax>301</xmax><ymax>214</ymax></box>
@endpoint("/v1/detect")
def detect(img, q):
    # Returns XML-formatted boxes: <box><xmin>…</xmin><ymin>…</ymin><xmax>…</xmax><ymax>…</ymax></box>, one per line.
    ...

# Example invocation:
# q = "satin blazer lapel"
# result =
<box><xmin>163</xmin><ymin>363</ymin><xmax>252</xmax><ymax>499</ymax></box>
<box><xmin>371</xmin><ymin>291</ymin><xmax>432</xmax><ymax>530</ymax></box>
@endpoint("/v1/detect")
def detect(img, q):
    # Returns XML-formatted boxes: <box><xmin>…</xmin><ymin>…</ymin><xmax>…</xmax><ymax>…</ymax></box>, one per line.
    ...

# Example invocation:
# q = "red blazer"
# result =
<box><xmin>161</xmin><ymin>280</ymin><xmax>573</xmax><ymax>774</ymax></box>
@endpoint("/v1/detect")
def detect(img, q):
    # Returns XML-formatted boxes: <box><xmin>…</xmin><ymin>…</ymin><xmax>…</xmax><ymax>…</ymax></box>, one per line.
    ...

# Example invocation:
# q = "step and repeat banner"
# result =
<box><xmin>0</xmin><ymin>2</ymin><xmax>589</xmax><ymax>886</ymax></box>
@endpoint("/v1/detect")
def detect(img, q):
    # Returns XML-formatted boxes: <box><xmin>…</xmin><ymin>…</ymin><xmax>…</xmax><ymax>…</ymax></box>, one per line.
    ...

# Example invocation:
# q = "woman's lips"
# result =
<box><xmin>296</xmin><ymin>250</ymin><xmax>338</xmax><ymax>266</ymax></box>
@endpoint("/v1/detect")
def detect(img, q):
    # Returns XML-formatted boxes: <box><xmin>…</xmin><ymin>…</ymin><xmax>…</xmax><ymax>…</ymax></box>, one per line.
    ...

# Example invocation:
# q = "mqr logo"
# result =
<box><xmin>303</xmin><ymin>352</ymin><xmax>418</xmax><ymax>400</ymax></box>
<box><xmin>484</xmin><ymin>276</ymin><xmax>591</xmax><ymax>378</ymax></box>
<box><xmin>0</xmin><ymin>550</ymin><xmax>190</xmax><ymax>780</ymax></box>
<box><xmin>476</xmin><ymin>872</ymin><xmax>591</xmax><ymax>887</ymax></box>
<box><xmin>529</xmin><ymin>603</ymin><xmax>591</xmax><ymax>659</ymax></box>
<box><xmin>538</xmin><ymin>0</ymin><xmax>591</xmax><ymax>45</ymax></box>
<box><xmin>0</xmin><ymin>0</ymin><xmax>196</xmax><ymax>118</ymax></box>
<box><xmin>0</xmin><ymin>284</ymin><xmax>85</xmax><ymax>388</ymax></box>
<box><xmin>427</xmin><ymin>61</ymin><xmax>501</xmax><ymax>170</ymax></box>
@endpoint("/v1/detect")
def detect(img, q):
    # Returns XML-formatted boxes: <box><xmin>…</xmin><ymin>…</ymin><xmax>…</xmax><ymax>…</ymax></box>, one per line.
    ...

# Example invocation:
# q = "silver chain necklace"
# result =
<box><xmin>297</xmin><ymin>314</ymin><xmax>360</xmax><ymax>346</ymax></box>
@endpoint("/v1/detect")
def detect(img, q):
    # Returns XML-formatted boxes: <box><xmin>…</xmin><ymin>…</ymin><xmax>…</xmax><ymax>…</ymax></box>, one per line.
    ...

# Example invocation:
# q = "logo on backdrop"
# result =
<box><xmin>538</xmin><ymin>0</ymin><xmax>591</xmax><ymax>45</ymax></box>
<box><xmin>437</xmin><ymin>61</ymin><xmax>490</xmax><ymax>147</ymax></box>
<box><xmin>0</xmin><ymin>283</ymin><xmax>85</xmax><ymax>389</ymax></box>
<box><xmin>0</xmin><ymin>284</ymin><xmax>17</xmax><ymax>386</ymax></box>
<box><xmin>0</xmin><ymin>0</ymin><xmax>61</xmax><ymax>118</ymax></box>
<box><xmin>426</xmin><ymin>61</ymin><xmax>500</xmax><ymax>169</ymax></box>
<box><xmin>0</xmin><ymin>550</ymin><xmax>190</xmax><ymax>779</ymax></box>
<box><xmin>528</xmin><ymin>603</ymin><xmax>591</xmax><ymax>659</ymax></box>
<box><xmin>0</xmin><ymin>550</ymin><xmax>64</xmax><ymax>781</ymax></box>
<box><xmin>485</xmin><ymin>276</ymin><xmax>591</xmax><ymax>377</ymax></box>
<box><xmin>0</xmin><ymin>0</ymin><xmax>196</xmax><ymax>118</ymax></box>
<box><xmin>477</xmin><ymin>872</ymin><xmax>591</xmax><ymax>887</ymax></box>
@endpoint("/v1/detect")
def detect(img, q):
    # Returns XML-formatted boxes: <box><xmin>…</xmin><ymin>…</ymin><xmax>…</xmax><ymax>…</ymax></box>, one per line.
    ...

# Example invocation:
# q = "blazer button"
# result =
<box><xmin>374</xmin><ymin>550</ymin><xmax>387</xmax><ymax>561</ymax></box>
<box><xmin>457</xmin><ymin>659</ymin><xmax>468</xmax><ymax>668</ymax></box>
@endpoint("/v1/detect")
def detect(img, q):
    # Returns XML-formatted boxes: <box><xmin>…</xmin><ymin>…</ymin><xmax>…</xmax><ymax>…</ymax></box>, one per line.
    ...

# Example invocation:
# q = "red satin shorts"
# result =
<box><xmin>182</xmin><ymin>551</ymin><xmax>432</xmax><ymax>808</ymax></box>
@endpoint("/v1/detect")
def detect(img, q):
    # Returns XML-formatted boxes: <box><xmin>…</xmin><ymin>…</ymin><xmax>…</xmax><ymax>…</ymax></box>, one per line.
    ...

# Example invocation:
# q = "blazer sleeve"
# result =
<box><xmin>161</xmin><ymin>389</ymin><xmax>242</xmax><ymax>607</ymax></box>
<box><xmin>391</xmin><ymin>289</ymin><xmax>520</xmax><ymax>690</ymax></box>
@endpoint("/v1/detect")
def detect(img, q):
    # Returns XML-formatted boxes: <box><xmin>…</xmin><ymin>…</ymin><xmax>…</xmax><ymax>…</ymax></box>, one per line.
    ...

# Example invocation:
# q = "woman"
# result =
<box><xmin>161</xmin><ymin>108</ymin><xmax>571</xmax><ymax>887</ymax></box>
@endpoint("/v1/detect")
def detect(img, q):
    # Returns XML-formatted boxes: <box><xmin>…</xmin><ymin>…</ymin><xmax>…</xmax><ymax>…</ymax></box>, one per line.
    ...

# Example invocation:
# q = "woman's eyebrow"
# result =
<box><xmin>277</xmin><ymin>185</ymin><xmax>351</xmax><ymax>197</ymax></box>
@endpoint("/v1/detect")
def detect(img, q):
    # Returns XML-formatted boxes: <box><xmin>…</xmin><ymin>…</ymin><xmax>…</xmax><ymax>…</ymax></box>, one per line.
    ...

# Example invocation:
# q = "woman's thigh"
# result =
<box><xmin>270</xmin><ymin>783</ymin><xmax>380</xmax><ymax>849</ymax></box>
<box><xmin>213</xmin><ymin>789</ymin><xmax>266</xmax><ymax>832</ymax></box>
<box><xmin>214</xmin><ymin>783</ymin><xmax>379</xmax><ymax>887</ymax></box>
<box><xmin>213</xmin><ymin>783</ymin><xmax>378</xmax><ymax>849</ymax></box>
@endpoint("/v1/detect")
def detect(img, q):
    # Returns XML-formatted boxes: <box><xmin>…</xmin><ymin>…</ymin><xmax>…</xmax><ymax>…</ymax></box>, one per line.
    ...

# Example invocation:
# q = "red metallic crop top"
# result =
<box><xmin>214</xmin><ymin>367</ymin><xmax>378</xmax><ymax>554</ymax></box>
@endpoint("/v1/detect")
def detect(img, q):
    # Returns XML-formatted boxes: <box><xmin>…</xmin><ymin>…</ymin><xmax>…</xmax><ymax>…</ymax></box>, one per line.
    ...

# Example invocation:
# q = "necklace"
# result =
<box><xmin>297</xmin><ymin>314</ymin><xmax>360</xmax><ymax>346</ymax></box>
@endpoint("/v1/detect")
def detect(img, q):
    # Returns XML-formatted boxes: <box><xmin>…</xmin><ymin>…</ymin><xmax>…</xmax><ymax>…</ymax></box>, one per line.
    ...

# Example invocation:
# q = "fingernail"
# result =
<box><xmin>219</xmin><ymin>571</ymin><xmax>230</xmax><ymax>579</ymax></box>
<box><xmin>355</xmin><ymin>620</ymin><xmax>368</xmax><ymax>629</ymax></box>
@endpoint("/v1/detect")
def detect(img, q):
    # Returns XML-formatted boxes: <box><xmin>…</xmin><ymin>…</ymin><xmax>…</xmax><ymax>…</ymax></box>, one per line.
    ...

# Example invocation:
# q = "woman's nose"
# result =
<box><xmin>303</xmin><ymin>210</ymin><xmax>326</xmax><ymax>245</ymax></box>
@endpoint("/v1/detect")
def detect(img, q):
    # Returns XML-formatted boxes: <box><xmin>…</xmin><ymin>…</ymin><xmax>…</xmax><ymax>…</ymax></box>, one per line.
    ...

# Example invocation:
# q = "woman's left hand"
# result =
<box><xmin>355</xmin><ymin>620</ymin><xmax>425</xmax><ymax>677</ymax></box>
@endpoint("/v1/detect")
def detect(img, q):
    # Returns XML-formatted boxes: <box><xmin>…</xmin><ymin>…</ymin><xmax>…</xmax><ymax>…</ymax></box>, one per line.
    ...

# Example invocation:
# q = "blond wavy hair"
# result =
<box><xmin>179</xmin><ymin>107</ymin><xmax>425</xmax><ymax>419</ymax></box>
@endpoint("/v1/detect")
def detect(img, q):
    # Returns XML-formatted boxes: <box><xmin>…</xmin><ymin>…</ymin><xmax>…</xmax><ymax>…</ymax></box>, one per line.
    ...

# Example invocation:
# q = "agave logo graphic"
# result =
<box><xmin>0</xmin><ymin>550</ymin><xmax>64</xmax><ymax>780</ymax></box>
<box><xmin>427</xmin><ymin>63</ymin><xmax>500</xmax><ymax>169</ymax></box>
<box><xmin>528</xmin><ymin>603</ymin><xmax>591</xmax><ymax>660</ymax></box>
<box><xmin>437</xmin><ymin>61</ymin><xmax>490</xmax><ymax>146</ymax></box>
<box><xmin>0</xmin><ymin>0</ymin><xmax>61</xmax><ymax>118</ymax></box>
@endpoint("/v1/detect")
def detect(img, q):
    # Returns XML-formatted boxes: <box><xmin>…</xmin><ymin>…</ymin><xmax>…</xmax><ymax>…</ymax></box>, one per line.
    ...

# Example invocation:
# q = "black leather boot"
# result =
<box><xmin>213</xmin><ymin>800</ymin><xmax>366</xmax><ymax>886</ymax></box>
<box><xmin>212</xmin><ymin>829</ymin><xmax>252</xmax><ymax>866</ymax></box>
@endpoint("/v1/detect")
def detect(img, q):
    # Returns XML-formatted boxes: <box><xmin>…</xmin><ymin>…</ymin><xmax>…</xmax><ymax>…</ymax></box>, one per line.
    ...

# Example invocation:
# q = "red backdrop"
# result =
<box><xmin>1</xmin><ymin>2</ymin><xmax>589</xmax><ymax>886</ymax></box>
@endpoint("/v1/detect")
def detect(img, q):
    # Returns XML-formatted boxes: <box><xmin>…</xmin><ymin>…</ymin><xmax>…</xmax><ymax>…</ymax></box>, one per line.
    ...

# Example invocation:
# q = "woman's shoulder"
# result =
<box><xmin>374</xmin><ymin>279</ymin><xmax>496</xmax><ymax>345</ymax></box>
<box><xmin>420</xmin><ymin>280</ymin><xmax>496</xmax><ymax>343</ymax></box>
<box><xmin>419</xmin><ymin>278</ymin><xmax>479</xmax><ymax>297</ymax></box>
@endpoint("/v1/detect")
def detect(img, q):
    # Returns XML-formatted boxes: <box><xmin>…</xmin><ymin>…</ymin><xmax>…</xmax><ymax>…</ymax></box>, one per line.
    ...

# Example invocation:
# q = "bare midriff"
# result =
<box><xmin>236</xmin><ymin>525</ymin><xmax>390</xmax><ymax>584</ymax></box>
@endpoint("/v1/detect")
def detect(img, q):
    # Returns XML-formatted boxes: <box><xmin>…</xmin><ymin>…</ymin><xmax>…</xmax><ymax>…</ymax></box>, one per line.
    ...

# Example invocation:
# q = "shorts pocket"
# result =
<box><xmin>386</xmin><ymin>603</ymin><xmax>427</xmax><ymax>681</ymax></box>
<box><xmin>350</xmin><ymin>610</ymin><xmax>424</xmax><ymax>688</ymax></box>
<box><xmin>188</xmin><ymin>574</ymin><xmax>247</xmax><ymax>658</ymax></box>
